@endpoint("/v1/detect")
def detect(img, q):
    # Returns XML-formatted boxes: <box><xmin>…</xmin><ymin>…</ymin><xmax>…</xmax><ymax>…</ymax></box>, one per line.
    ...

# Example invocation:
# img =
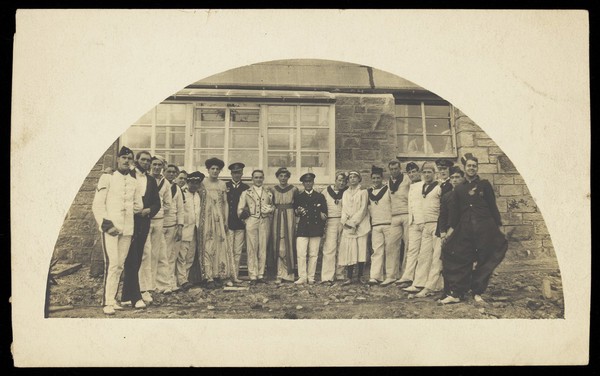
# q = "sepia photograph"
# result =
<box><xmin>11</xmin><ymin>9</ymin><xmax>589</xmax><ymax>366</ymax></box>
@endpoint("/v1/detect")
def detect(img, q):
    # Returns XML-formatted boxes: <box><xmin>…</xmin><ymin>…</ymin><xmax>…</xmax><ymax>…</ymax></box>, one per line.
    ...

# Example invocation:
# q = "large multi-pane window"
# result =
<box><xmin>121</xmin><ymin>101</ymin><xmax>334</xmax><ymax>183</ymax></box>
<box><xmin>265</xmin><ymin>105</ymin><xmax>331</xmax><ymax>179</ymax></box>
<box><xmin>395</xmin><ymin>101</ymin><xmax>456</xmax><ymax>158</ymax></box>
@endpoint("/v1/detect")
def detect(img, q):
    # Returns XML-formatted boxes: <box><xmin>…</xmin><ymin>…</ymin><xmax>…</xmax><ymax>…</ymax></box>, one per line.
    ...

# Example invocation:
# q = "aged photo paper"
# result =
<box><xmin>11</xmin><ymin>9</ymin><xmax>589</xmax><ymax>366</ymax></box>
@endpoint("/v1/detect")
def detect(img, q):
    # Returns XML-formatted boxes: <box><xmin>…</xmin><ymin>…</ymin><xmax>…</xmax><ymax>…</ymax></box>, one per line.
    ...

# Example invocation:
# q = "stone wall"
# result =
<box><xmin>453</xmin><ymin>109</ymin><xmax>555</xmax><ymax>260</ymax></box>
<box><xmin>52</xmin><ymin>141</ymin><xmax>119</xmax><ymax>275</ymax></box>
<box><xmin>335</xmin><ymin>94</ymin><xmax>397</xmax><ymax>177</ymax></box>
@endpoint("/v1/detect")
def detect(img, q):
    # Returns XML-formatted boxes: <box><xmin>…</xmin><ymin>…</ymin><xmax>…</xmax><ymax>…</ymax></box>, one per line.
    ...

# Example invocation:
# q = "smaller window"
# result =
<box><xmin>395</xmin><ymin>101</ymin><xmax>456</xmax><ymax>158</ymax></box>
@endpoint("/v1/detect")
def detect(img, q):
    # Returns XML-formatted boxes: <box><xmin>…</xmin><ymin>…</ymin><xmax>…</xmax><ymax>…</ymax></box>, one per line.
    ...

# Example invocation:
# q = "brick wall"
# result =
<box><xmin>453</xmin><ymin>109</ymin><xmax>555</xmax><ymax>260</ymax></box>
<box><xmin>52</xmin><ymin>141</ymin><xmax>119</xmax><ymax>275</ymax></box>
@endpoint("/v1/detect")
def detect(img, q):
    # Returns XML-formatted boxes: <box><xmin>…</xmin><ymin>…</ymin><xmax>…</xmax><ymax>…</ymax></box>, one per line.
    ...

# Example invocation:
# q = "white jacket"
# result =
<box><xmin>92</xmin><ymin>171</ymin><xmax>143</xmax><ymax>236</ymax></box>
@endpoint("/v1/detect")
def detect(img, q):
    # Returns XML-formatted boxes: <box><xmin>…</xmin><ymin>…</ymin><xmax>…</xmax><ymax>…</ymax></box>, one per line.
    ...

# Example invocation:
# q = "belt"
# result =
<box><xmin>275</xmin><ymin>204</ymin><xmax>293</xmax><ymax>209</ymax></box>
<box><xmin>372</xmin><ymin>223</ymin><xmax>391</xmax><ymax>227</ymax></box>
<box><xmin>392</xmin><ymin>213</ymin><xmax>408</xmax><ymax>216</ymax></box>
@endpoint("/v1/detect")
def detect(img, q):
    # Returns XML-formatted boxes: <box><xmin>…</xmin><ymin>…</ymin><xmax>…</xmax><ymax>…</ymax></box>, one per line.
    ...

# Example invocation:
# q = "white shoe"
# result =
<box><xmin>473</xmin><ymin>294</ymin><xmax>486</xmax><ymax>303</ymax></box>
<box><xmin>142</xmin><ymin>291</ymin><xmax>153</xmax><ymax>303</ymax></box>
<box><xmin>112</xmin><ymin>304</ymin><xmax>125</xmax><ymax>311</ymax></box>
<box><xmin>294</xmin><ymin>278</ymin><xmax>307</xmax><ymax>285</ymax></box>
<box><xmin>120</xmin><ymin>301</ymin><xmax>132</xmax><ymax>307</ymax></box>
<box><xmin>415</xmin><ymin>288</ymin><xmax>434</xmax><ymax>298</ymax></box>
<box><xmin>403</xmin><ymin>285</ymin><xmax>422</xmax><ymax>293</ymax></box>
<box><xmin>134</xmin><ymin>299</ymin><xmax>147</xmax><ymax>309</ymax></box>
<box><xmin>103</xmin><ymin>305</ymin><xmax>116</xmax><ymax>315</ymax></box>
<box><xmin>439</xmin><ymin>295</ymin><xmax>461</xmax><ymax>305</ymax></box>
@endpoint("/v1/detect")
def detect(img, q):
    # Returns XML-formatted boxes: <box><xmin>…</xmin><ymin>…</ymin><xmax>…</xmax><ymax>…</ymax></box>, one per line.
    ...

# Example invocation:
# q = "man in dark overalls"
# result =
<box><xmin>226</xmin><ymin>162</ymin><xmax>250</xmax><ymax>283</ymax></box>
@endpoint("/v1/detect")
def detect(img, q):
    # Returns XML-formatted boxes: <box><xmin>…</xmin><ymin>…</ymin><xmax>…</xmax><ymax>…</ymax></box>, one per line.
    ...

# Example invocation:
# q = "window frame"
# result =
<box><xmin>394</xmin><ymin>100</ymin><xmax>457</xmax><ymax>159</ymax></box>
<box><xmin>120</xmin><ymin>100</ymin><xmax>336</xmax><ymax>184</ymax></box>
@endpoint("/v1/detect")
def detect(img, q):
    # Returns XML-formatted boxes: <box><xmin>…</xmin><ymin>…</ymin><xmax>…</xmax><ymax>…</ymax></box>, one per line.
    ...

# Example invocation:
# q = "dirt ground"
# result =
<box><xmin>47</xmin><ymin>258</ymin><xmax>564</xmax><ymax>319</ymax></box>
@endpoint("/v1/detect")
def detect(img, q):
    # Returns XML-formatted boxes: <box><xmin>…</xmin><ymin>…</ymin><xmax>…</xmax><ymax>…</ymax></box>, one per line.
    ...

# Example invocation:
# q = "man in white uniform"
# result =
<box><xmin>237</xmin><ymin>170</ymin><xmax>274</xmax><ymax>285</ymax></box>
<box><xmin>139</xmin><ymin>156</ymin><xmax>172</xmax><ymax>302</ymax></box>
<box><xmin>91</xmin><ymin>146</ymin><xmax>143</xmax><ymax>315</ymax></box>
<box><xmin>162</xmin><ymin>163</ymin><xmax>185</xmax><ymax>293</ymax></box>
<box><xmin>177</xmin><ymin>171</ymin><xmax>204</xmax><ymax>290</ymax></box>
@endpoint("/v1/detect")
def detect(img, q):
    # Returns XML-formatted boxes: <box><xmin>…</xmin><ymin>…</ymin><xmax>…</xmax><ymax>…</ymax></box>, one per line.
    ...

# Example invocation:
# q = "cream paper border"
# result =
<box><xmin>11</xmin><ymin>9</ymin><xmax>590</xmax><ymax>366</ymax></box>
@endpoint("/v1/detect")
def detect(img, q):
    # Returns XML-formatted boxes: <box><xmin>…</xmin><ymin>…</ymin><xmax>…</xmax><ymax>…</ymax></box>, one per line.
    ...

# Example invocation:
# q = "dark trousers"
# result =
<box><xmin>442</xmin><ymin>218</ymin><xmax>507</xmax><ymax>297</ymax></box>
<box><xmin>121</xmin><ymin>215</ymin><xmax>151</xmax><ymax>303</ymax></box>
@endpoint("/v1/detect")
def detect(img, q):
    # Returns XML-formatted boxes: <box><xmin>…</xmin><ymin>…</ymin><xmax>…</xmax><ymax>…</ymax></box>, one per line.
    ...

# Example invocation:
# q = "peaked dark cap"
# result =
<box><xmin>205</xmin><ymin>157</ymin><xmax>225</xmax><ymax>170</ymax></box>
<box><xmin>299</xmin><ymin>172</ymin><xmax>316</xmax><ymax>182</ymax></box>
<box><xmin>187</xmin><ymin>171</ymin><xmax>205</xmax><ymax>182</ymax></box>
<box><xmin>118</xmin><ymin>146</ymin><xmax>134</xmax><ymax>157</ymax></box>
<box><xmin>371</xmin><ymin>165</ymin><xmax>384</xmax><ymax>175</ymax></box>
<box><xmin>228</xmin><ymin>162</ymin><xmax>245</xmax><ymax>172</ymax></box>
<box><xmin>435</xmin><ymin>159</ymin><xmax>454</xmax><ymax>168</ymax></box>
<box><xmin>405</xmin><ymin>162</ymin><xmax>419</xmax><ymax>172</ymax></box>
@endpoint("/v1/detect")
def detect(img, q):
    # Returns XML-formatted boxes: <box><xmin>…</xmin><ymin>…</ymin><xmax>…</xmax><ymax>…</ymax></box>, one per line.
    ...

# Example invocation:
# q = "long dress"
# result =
<box><xmin>267</xmin><ymin>185</ymin><xmax>298</xmax><ymax>281</ymax></box>
<box><xmin>337</xmin><ymin>186</ymin><xmax>370</xmax><ymax>266</ymax></box>
<box><xmin>200</xmin><ymin>179</ymin><xmax>235</xmax><ymax>281</ymax></box>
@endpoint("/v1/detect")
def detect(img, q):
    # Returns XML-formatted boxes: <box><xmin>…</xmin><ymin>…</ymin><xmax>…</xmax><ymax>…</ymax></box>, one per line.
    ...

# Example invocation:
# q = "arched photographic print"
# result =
<box><xmin>45</xmin><ymin>59</ymin><xmax>563</xmax><ymax>319</ymax></box>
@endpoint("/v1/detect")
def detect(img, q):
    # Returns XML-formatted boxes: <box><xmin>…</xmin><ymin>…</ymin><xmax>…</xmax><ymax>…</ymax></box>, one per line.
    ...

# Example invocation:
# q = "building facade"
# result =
<box><xmin>52</xmin><ymin>60</ymin><xmax>555</xmax><ymax>275</ymax></box>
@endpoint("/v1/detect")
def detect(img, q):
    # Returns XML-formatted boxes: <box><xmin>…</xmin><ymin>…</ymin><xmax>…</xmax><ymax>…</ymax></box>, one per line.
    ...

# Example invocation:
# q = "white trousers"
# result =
<box><xmin>296</xmin><ymin>236</ymin><xmax>321</xmax><ymax>282</ymax></box>
<box><xmin>162</xmin><ymin>225</ymin><xmax>178</xmax><ymax>290</ymax></box>
<box><xmin>176</xmin><ymin>230</ymin><xmax>196</xmax><ymax>285</ymax></box>
<box><xmin>101</xmin><ymin>233</ymin><xmax>132</xmax><ymax>306</ymax></box>
<box><xmin>245</xmin><ymin>216</ymin><xmax>270</xmax><ymax>280</ymax></box>
<box><xmin>321</xmin><ymin>218</ymin><xmax>345</xmax><ymax>281</ymax></box>
<box><xmin>139</xmin><ymin>218</ymin><xmax>168</xmax><ymax>292</ymax></box>
<box><xmin>228</xmin><ymin>229</ymin><xmax>245</xmax><ymax>280</ymax></box>
<box><xmin>398</xmin><ymin>222</ymin><xmax>424</xmax><ymax>283</ymax></box>
<box><xmin>424</xmin><ymin>233</ymin><xmax>444</xmax><ymax>291</ymax></box>
<box><xmin>370</xmin><ymin>224</ymin><xmax>392</xmax><ymax>281</ymax></box>
<box><xmin>390</xmin><ymin>214</ymin><xmax>410</xmax><ymax>280</ymax></box>
<box><xmin>412</xmin><ymin>222</ymin><xmax>438</xmax><ymax>287</ymax></box>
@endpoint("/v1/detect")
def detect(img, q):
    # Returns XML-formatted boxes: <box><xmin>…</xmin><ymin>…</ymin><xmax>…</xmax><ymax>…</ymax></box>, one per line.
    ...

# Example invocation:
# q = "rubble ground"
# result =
<box><xmin>47</xmin><ymin>259</ymin><xmax>564</xmax><ymax>319</ymax></box>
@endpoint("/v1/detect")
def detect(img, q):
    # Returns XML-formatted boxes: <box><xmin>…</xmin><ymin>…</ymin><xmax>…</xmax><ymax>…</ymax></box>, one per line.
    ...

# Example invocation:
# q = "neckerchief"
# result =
<box><xmin>327</xmin><ymin>185</ymin><xmax>347</xmax><ymax>205</ymax></box>
<box><xmin>157</xmin><ymin>177</ymin><xmax>166</xmax><ymax>191</ymax></box>
<box><xmin>368</xmin><ymin>185</ymin><xmax>388</xmax><ymax>205</ymax></box>
<box><xmin>422</xmin><ymin>181</ymin><xmax>439</xmax><ymax>198</ymax></box>
<box><xmin>389</xmin><ymin>174</ymin><xmax>404</xmax><ymax>194</ymax></box>
<box><xmin>274</xmin><ymin>184</ymin><xmax>295</xmax><ymax>194</ymax></box>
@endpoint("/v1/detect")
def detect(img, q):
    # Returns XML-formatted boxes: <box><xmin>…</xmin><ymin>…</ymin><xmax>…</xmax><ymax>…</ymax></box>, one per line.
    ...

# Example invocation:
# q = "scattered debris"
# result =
<box><xmin>48</xmin><ymin>305</ymin><xmax>74</xmax><ymax>313</ymax></box>
<box><xmin>207</xmin><ymin>305</ymin><xmax>215</xmax><ymax>310</ymax></box>
<box><xmin>542</xmin><ymin>278</ymin><xmax>553</xmax><ymax>299</ymax></box>
<box><xmin>50</xmin><ymin>263</ymin><xmax>83</xmax><ymax>279</ymax></box>
<box><xmin>296</xmin><ymin>305</ymin><xmax>303</xmax><ymax>310</ymax></box>
<box><xmin>224</xmin><ymin>286</ymin><xmax>250</xmax><ymax>292</ymax></box>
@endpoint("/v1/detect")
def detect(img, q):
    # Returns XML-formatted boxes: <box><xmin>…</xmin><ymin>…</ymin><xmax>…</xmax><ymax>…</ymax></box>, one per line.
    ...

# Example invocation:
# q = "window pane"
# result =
<box><xmin>122</xmin><ymin>125</ymin><xmax>152</xmax><ymax>149</ymax></box>
<box><xmin>231</xmin><ymin>109</ymin><xmax>259</xmax><ymax>128</ymax></box>
<box><xmin>194</xmin><ymin>129</ymin><xmax>224</xmax><ymax>148</ymax></box>
<box><xmin>157</xmin><ymin>104</ymin><xmax>187</xmax><ymax>124</ymax></box>
<box><xmin>193</xmin><ymin>150</ymin><xmax>224</xmax><ymax>171</ymax></box>
<box><xmin>156</xmin><ymin>126</ymin><xmax>186</xmax><ymax>149</ymax></box>
<box><xmin>134</xmin><ymin>109</ymin><xmax>154</xmax><ymax>125</ymax></box>
<box><xmin>398</xmin><ymin>135</ymin><xmax>432</xmax><ymax>154</ymax></box>
<box><xmin>425</xmin><ymin>118</ymin><xmax>452</xmax><ymax>135</ymax></box>
<box><xmin>268</xmin><ymin>128</ymin><xmax>296</xmax><ymax>150</ymax></box>
<box><xmin>427</xmin><ymin>135</ymin><xmax>454</xmax><ymax>154</ymax></box>
<box><xmin>267</xmin><ymin>106</ymin><xmax>294</xmax><ymax>126</ymax></box>
<box><xmin>424</xmin><ymin>104</ymin><xmax>451</xmax><ymax>118</ymax></box>
<box><xmin>395</xmin><ymin>104</ymin><xmax>421</xmax><ymax>117</ymax></box>
<box><xmin>195</xmin><ymin>108</ymin><xmax>225</xmax><ymax>128</ymax></box>
<box><xmin>396</xmin><ymin>117</ymin><xmax>423</xmax><ymax>134</ymax></box>
<box><xmin>267</xmin><ymin>151</ymin><xmax>296</xmax><ymax>168</ymax></box>
<box><xmin>228</xmin><ymin>150</ymin><xmax>259</xmax><ymax>173</ymax></box>
<box><xmin>301</xmin><ymin>152</ymin><xmax>329</xmax><ymax>168</ymax></box>
<box><xmin>300</xmin><ymin>106</ymin><xmax>329</xmax><ymax>127</ymax></box>
<box><xmin>230</xmin><ymin>128</ymin><xmax>259</xmax><ymax>149</ymax></box>
<box><xmin>155</xmin><ymin>150</ymin><xmax>185</xmax><ymax>167</ymax></box>
<box><xmin>301</xmin><ymin>129</ymin><xmax>329</xmax><ymax>150</ymax></box>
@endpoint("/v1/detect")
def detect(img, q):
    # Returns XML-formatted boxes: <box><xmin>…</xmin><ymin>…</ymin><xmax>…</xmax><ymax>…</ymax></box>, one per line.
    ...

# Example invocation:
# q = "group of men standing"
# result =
<box><xmin>92</xmin><ymin>145</ymin><xmax>508</xmax><ymax>315</ymax></box>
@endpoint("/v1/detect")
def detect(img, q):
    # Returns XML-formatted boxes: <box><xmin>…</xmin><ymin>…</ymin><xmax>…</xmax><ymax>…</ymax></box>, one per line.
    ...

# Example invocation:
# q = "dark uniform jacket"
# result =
<box><xmin>448</xmin><ymin>176</ymin><xmax>502</xmax><ymax>230</ymax></box>
<box><xmin>294</xmin><ymin>190</ymin><xmax>328</xmax><ymax>237</ymax></box>
<box><xmin>226</xmin><ymin>180</ymin><xmax>250</xmax><ymax>230</ymax></box>
<box><xmin>435</xmin><ymin>179</ymin><xmax>454</xmax><ymax>237</ymax></box>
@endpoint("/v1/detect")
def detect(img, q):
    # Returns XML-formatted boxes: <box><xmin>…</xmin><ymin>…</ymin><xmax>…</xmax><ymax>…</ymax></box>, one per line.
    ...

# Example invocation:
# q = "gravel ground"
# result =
<box><xmin>47</xmin><ymin>259</ymin><xmax>564</xmax><ymax>319</ymax></box>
